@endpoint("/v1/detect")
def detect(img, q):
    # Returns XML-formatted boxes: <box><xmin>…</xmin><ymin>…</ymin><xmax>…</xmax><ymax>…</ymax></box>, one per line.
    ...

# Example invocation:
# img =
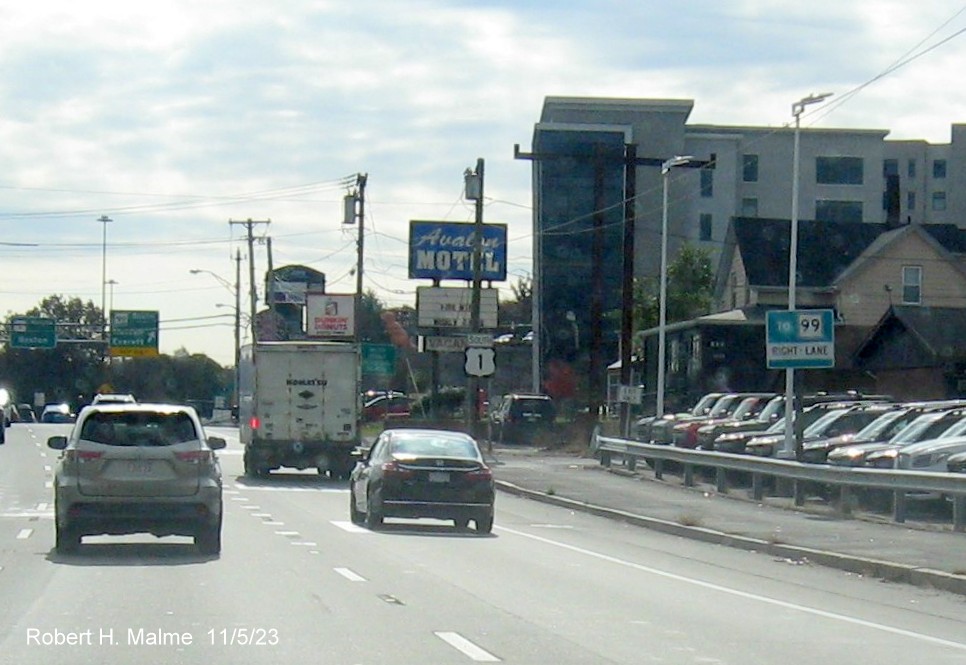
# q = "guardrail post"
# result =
<box><xmin>715</xmin><ymin>467</ymin><xmax>727</xmax><ymax>494</ymax></box>
<box><xmin>752</xmin><ymin>473</ymin><xmax>764</xmax><ymax>500</ymax></box>
<box><xmin>654</xmin><ymin>458</ymin><xmax>664</xmax><ymax>480</ymax></box>
<box><xmin>683</xmin><ymin>463</ymin><xmax>695</xmax><ymax>488</ymax></box>
<box><xmin>626</xmin><ymin>454</ymin><xmax>637</xmax><ymax>472</ymax></box>
<box><xmin>892</xmin><ymin>490</ymin><xmax>907</xmax><ymax>524</ymax></box>
<box><xmin>793</xmin><ymin>480</ymin><xmax>805</xmax><ymax>507</ymax></box>
<box><xmin>954</xmin><ymin>496</ymin><xmax>966</xmax><ymax>532</ymax></box>
<box><xmin>838</xmin><ymin>485</ymin><xmax>853</xmax><ymax>517</ymax></box>
<box><xmin>600</xmin><ymin>450</ymin><xmax>612</xmax><ymax>468</ymax></box>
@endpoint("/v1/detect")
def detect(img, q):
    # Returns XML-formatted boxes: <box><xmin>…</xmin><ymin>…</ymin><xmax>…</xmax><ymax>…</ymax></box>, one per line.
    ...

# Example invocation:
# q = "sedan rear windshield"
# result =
<box><xmin>391</xmin><ymin>435</ymin><xmax>480</xmax><ymax>459</ymax></box>
<box><xmin>80</xmin><ymin>411</ymin><xmax>198</xmax><ymax>447</ymax></box>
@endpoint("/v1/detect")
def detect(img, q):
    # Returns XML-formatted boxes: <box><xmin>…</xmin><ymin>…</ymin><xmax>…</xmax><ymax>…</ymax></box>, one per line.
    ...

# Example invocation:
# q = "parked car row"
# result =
<box><xmin>634</xmin><ymin>392</ymin><xmax>966</xmax><ymax>478</ymax></box>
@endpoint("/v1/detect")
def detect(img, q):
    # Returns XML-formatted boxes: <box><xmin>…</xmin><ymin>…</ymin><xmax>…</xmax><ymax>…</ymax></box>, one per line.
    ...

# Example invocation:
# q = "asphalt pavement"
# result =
<box><xmin>488</xmin><ymin>445</ymin><xmax>966</xmax><ymax>597</ymax></box>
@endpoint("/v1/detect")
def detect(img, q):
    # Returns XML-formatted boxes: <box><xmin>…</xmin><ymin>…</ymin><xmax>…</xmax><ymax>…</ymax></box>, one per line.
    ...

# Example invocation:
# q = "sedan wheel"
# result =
<box><xmin>475</xmin><ymin>513</ymin><xmax>494</xmax><ymax>534</ymax></box>
<box><xmin>349</xmin><ymin>489</ymin><xmax>365</xmax><ymax>525</ymax></box>
<box><xmin>55</xmin><ymin>522</ymin><xmax>81</xmax><ymax>554</ymax></box>
<box><xmin>366</xmin><ymin>490</ymin><xmax>384</xmax><ymax>529</ymax></box>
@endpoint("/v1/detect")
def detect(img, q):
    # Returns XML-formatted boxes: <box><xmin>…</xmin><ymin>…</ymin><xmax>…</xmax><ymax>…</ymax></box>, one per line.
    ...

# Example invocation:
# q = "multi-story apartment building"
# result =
<box><xmin>525</xmin><ymin>96</ymin><xmax>966</xmax><ymax>405</ymax></box>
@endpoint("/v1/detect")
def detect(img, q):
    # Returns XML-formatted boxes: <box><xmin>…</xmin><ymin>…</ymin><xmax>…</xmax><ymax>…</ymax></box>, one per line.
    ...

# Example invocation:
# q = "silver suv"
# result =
<box><xmin>47</xmin><ymin>403</ymin><xmax>225</xmax><ymax>555</ymax></box>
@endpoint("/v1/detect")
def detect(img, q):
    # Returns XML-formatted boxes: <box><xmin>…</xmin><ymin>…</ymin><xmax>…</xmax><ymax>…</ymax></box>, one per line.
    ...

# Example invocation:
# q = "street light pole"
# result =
<box><xmin>97</xmin><ymin>215</ymin><xmax>112</xmax><ymax>345</ymax></box>
<box><xmin>782</xmin><ymin>92</ymin><xmax>833</xmax><ymax>458</ymax></box>
<box><xmin>656</xmin><ymin>156</ymin><xmax>692</xmax><ymax>419</ymax></box>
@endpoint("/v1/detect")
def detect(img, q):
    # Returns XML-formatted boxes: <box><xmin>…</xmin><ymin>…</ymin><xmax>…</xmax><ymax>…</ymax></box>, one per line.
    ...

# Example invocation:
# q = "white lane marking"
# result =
<box><xmin>275</xmin><ymin>531</ymin><xmax>300</xmax><ymax>537</ymax></box>
<box><xmin>16</xmin><ymin>529</ymin><xmax>33</xmax><ymax>539</ymax></box>
<box><xmin>291</xmin><ymin>542</ymin><xmax>318</xmax><ymax>547</ymax></box>
<box><xmin>330</xmin><ymin>521</ymin><xmax>370</xmax><ymax>534</ymax></box>
<box><xmin>44</xmin><ymin>482</ymin><xmax>52</xmax><ymax>489</ymax></box>
<box><xmin>251</xmin><ymin>513</ymin><xmax>272</xmax><ymax>518</ymax></box>
<box><xmin>231</xmin><ymin>496</ymin><xmax>249</xmax><ymax>502</ymax></box>
<box><xmin>36</xmin><ymin>503</ymin><xmax>48</xmax><ymax>511</ymax></box>
<box><xmin>240</xmin><ymin>505</ymin><xmax>260</xmax><ymax>510</ymax></box>
<box><xmin>234</xmin><ymin>486</ymin><xmax>347</xmax><ymax>493</ymax></box>
<box><xmin>43</xmin><ymin>466</ymin><xmax>51</xmax><ymax>472</ymax></box>
<box><xmin>435</xmin><ymin>632</ymin><xmax>500</xmax><ymax>662</ymax></box>
<box><xmin>334</xmin><ymin>567</ymin><xmax>366</xmax><ymax>582</ymax></box>
<box><xmin>496</xmin><ymin>525</ymin><xmax>966</xmax><ymax>652</ymax></box>
<box><xmin>1</xmin><ymin>512</ymin><xmax>53</xmax><ymax>519</ymax></box>
<box><xmin>262</xmin><ymin>521</ymin><xmax>285</xmax><ymax>526</ymax></box>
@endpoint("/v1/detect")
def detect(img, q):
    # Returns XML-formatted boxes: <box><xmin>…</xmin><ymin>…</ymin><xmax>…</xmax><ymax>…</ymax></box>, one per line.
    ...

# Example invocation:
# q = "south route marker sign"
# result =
<box><xmin>766</xmin><ymin>309</ymin><xmax>834</xmax><ymax>369</ymax></box>
<box><xmin>110</xmin><ymin>310</ymin><xmax>159</xmax><ymax>357</ymax></box>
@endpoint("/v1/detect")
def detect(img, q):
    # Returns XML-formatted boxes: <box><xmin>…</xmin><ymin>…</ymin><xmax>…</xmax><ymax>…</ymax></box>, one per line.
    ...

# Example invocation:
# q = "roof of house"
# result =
<box><xmin>732</xmin><ymin>217</ymin><xmax>886</xmax><ymax>288</ymax></box>
<box><xmin>721</xmin><ymin>218</ymin><xmax>966</xmax><ymax>292</ymax></box>
<box><xmin>854</xmin><ymin>305</ymin><xmax>966</xmax><ymax>365</ymax></box>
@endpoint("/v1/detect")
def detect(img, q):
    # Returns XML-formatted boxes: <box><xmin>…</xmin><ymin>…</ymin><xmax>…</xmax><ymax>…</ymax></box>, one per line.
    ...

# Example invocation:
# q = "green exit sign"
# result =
<box><xmin>110</xmin><ymin>310</ymin><xmax>159</xmax><ymax>357</ymax></box>
<box><xmin>362</xmin><ymin>343</ymin><xmax>396</xmax><ymax>376</ymax></box>
<box><xmin>9</xmin><ymin>317</ymin><xmax>56</xmax><ymax>349</ymax></box>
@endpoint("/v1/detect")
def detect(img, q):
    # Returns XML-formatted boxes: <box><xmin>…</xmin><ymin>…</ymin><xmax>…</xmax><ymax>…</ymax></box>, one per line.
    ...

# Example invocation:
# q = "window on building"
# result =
<box><xmin>699</xmin><ymin>214</ymin><xmax>713</xmax><ymax>241</ymax></box>
<box><xmin>816</xmin><ymin>156</ymin><xmax>863</xmax><ymax>185</ymax></box>
<box><xmin>933</xmin><ymin>191</ymin><xmax>947</xmax><ymax>211</ymax></box>
<box><xmin>740</xmin><ymin>197</ymin><xmax>758</xmax><ymax>217</ymax></box>
<box><xmin>700</xmin><ymin>168</ymin><xmax>713</xmax><ymax>197</ymax></box>
<box><xmin>883</xmin><ymin>159</ymin><xmax>898</xmax><ymax>177</ymax></box>
<box><xmin>902</xmin><ymin>266</ymin><xmax>922</xmax><ymax>305</ymax></box>
<box><xmin>933</xmin><ymin>159</ymin><xmax>947</xmax><ymax>179</ymax></box>
<box><xmin>815</xmin><ymin>200</ymin><xmax>863</xmax><ymax>223</ymax></box>
<box><xmin>907</xmin><ymin>191</ymin><xmax>916</xmax><ymax>210</ymax></box>
<box><xmin>908</xmin><ymin>159</ymin><xmax>916</xmax><ymax>179</ymax></box>
<box><xmin>742</xmin><ymin>154</ymin><xmax>759</xmax><ymax>182</ymax></box>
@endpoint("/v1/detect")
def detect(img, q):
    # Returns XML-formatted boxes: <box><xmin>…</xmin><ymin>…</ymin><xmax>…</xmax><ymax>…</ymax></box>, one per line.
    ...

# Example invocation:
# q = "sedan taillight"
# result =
<box><xmin>465</xmin><ymin>466</ymin><xmax>493</xmax><ymax>482</ymax></box>
<box><xmin>381</xmin><ymin>461</ymin><xmax>414</xmax><ymax>478</ymax></box>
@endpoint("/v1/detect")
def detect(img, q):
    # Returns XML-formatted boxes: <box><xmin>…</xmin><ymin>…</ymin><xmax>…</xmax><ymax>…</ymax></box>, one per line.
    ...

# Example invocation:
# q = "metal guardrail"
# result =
<box><xmin>592</xmin><ymin>433</ymin><xmax>966</xmax><ymax>531</ymax></box>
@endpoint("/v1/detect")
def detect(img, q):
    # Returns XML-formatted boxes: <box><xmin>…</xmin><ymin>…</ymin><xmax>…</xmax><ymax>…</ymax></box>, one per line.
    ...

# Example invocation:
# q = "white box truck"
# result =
<box><xmin>238</xmin><ymin>341</ymin><xmax>361</xmax><ymax>478</ymax></box>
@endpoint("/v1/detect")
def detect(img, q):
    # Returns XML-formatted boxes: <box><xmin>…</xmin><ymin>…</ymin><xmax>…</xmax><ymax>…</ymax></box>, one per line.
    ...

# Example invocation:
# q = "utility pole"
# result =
<box><xmin>233</xmin><ymin>249</ymin><xmax>242</xmax><ymax>407</ymax></box>
<box><xmin>343</xmin><ymin>174</ymin><xmax>368</xmax><ymax>343</ymax></box>
<box><xmin>513</xmin><ymin>145</ymin><xmax>714</xmax><ymax>427</ymax></box>
<box><xmin>465</xmin><ymin>158</ymin><xmax>484</xmax><ymax>437</ymax></box>
<box><xmin>229</xmin><ymin>219</ymin><xmax>270</xmax><ymax>343</ymax></box>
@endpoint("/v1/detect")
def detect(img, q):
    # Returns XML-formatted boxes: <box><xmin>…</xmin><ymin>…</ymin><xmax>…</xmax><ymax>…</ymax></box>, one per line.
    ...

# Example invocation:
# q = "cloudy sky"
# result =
<box><xmin>1</xmin><ymin>1</ymin><xmax>965</xmax><ymax>365</ymax></box>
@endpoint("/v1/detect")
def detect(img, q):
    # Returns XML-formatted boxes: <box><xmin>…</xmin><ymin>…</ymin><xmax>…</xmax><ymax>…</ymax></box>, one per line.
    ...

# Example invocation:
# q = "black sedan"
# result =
<box><xmin>349</xmin><ymin>429</ymin><xmax>495</xmax><ymax>533</ymax></box>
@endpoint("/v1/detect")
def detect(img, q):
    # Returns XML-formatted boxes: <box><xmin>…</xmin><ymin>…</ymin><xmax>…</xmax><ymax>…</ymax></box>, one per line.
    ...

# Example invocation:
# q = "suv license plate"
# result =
<box><xmin>128</xmin><ymin>461</ymin><xmax>154</xmax><ymax>475</ymax></box>
<box><xmin>428</xmin><ymin>472</ymin><xmax>449</xmax><ymax>483</ymax></box>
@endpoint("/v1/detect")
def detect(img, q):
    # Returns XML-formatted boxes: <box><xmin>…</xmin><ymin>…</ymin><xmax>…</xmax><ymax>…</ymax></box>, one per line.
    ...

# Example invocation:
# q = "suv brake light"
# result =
<box><xmin>175</xmin><ymin>450</ymin><xmax>212</xmax><ymax>464</ymax></box>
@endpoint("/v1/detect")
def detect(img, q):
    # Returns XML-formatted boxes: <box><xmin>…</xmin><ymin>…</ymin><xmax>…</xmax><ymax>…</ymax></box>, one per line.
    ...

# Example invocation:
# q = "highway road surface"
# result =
<box><xmin>2</xmin><ymin>422</ymin><xmax>966</xmax><ymax>664</ymax></box>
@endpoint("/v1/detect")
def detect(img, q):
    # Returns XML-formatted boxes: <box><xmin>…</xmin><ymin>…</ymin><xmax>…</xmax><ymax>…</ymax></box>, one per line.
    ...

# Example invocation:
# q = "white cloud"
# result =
<box><xmin>1</xmin><ymin>1</ymin><xmax>965</xmax><ymax>363</ymax></box>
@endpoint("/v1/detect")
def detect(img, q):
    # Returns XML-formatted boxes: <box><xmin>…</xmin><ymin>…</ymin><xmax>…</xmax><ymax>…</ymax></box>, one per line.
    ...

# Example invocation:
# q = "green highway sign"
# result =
<box><xmin>9</xmin><ymin>317</ymin><xmax>56</xmax><ymax>349</ymax></box>
<box><xmin>362</xmin><ymin>343</ymin><xmax>396</xmax><ymax>376</ymax></box>
<box><xmin>110</xmin><ymin>310</ymin><xmax>159</xmax><ymax>357</ymax></box>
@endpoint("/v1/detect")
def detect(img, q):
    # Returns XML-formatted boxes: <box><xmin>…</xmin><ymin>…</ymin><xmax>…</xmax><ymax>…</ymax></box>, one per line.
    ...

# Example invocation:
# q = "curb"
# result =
<box><xmin>494</xmin><ymin>479</ymin><xmax>966</xmax><ymax>597</ymax></box>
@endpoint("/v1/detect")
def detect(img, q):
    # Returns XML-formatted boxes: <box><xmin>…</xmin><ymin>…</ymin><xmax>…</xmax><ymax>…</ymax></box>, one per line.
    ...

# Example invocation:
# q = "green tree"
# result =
<box><xmin>1</xmin><ymin>295</ymin><xmax>105</xmax><ymax>406</ymax></box>
<box><xmin>634</xmin><ymin>243</ymin><xmax>714</xmax><ymax>333</ymax></box>
<box><xmin>498</xmin><ymin>275</ymin><xmax>532</xmax><ymax>329</ymax></box>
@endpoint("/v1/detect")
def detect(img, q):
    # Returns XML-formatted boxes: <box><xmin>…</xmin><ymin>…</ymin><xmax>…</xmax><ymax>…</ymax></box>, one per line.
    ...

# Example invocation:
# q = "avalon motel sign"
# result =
<box><xmin>408</xmin><ymin>220</ymin><xmax>508</xmax><ymax>282</ymax></box>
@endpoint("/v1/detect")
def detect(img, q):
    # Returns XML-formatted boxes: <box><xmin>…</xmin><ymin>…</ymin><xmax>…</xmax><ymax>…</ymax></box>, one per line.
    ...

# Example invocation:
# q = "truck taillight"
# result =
<box><xmin>250</xmin><ymin>416</ymin><xmax>260</xmax><ymax>430</ymax></box>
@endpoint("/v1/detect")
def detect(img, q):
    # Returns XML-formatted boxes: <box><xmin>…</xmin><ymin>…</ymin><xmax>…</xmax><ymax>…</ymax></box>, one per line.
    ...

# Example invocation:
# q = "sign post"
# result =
<box><xmin>766</xmin><ymin>310</ymin><xmax>835</xmax><ymax>369</ymax></box>
<box><xmin>767</xmin><ymin>309</ymin><xmax>835</xmax><ymax>458</ymax></box>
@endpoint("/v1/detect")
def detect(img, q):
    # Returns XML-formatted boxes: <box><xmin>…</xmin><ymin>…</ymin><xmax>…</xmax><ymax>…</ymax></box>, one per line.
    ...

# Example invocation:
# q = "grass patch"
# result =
<box><xmin>545</xmin><ymin>487</ymin><xmax>556</xmax><ymax>496</ymax></box>
<box><xmin>678</xmin><ymin>513</ymin><xmax>703</xmax><ymax>527</ymax></box>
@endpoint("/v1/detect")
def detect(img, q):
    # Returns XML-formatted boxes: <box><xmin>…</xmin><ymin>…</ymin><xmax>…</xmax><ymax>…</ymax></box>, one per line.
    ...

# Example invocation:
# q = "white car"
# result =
<box><xmin>92</xmin><ymin>393</ymin><xmax>137</xmax><ymax>405</ymax></box>
<box><xmin>895</xmin><ymin>435</ymin><xmax>966</xmax><ymax>473</ymax></box>
<box><xmin>47</xmin><ymin>403</ymin><xmax>225</xmax><ymax>554</ymax></box>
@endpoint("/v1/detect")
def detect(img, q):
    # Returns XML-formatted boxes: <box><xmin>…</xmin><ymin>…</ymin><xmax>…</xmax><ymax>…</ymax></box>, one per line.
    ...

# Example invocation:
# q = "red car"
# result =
<box><xmin>362</xmin><ymin>395</ymin><xmax>412</xmax><ymax>422</ymax></box>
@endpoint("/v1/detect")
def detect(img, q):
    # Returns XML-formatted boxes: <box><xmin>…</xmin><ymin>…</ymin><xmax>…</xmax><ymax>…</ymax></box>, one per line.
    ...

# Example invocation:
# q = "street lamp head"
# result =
<box><xmin>661</xmin><ymin>155</ymin><xmax>693</xmax><ymax>174</ymax></box>
<box><xmin>792</xmin><ymin>92</ymin><xmax>833</xmax><ymax>117</ymax></box>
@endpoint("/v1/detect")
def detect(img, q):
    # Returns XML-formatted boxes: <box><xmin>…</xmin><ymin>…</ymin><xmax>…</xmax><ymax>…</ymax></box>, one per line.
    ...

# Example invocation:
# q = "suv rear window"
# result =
<box><xmin>508</xmin><ymin>398</ymin><xmax>554</xmax><ymax>420</ymax></box>
<box><xmin>80</xmin><ymin>411</ymin><xmax>198</xmax><ymax>447</ymax></box>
